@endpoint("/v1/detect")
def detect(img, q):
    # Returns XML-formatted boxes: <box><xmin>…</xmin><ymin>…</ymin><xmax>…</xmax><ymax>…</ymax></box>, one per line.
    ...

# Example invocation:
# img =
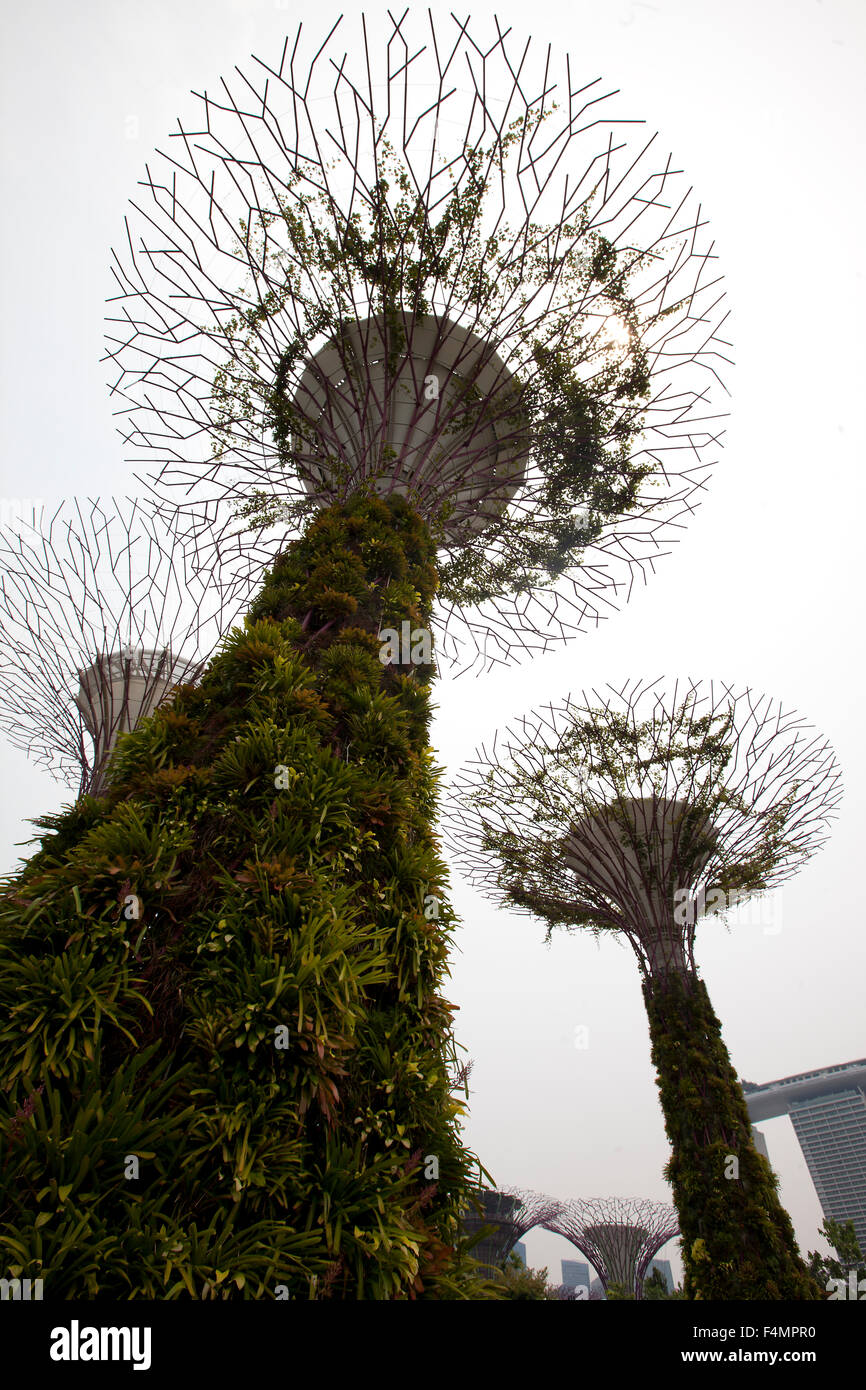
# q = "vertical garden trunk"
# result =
<box><xmin>642</xmin><ymin>969</ymin><xmax>822</xmax><ymax>1299</ymax></box>
<box><xmin>0</xmin><ymin>495</ymin><xmax>478</xmax><ymax>1299</ymax></box>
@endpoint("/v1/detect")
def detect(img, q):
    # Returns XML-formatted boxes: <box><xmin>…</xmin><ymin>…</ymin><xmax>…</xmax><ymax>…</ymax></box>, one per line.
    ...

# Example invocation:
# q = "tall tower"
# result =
<box><xmin>0</xmin><ymin>11</ymin><xmax>729</xmax><ymax>1301</ymax></box>
<box><xmin>447</xmin><ymin>677</ymin><xmax>842</xmax><ymax>1298</ymax></box>
<box><xmin>744</xmin><ymin>1060</ymin><xmax>866</xmax><ymax>1254</ymax></box>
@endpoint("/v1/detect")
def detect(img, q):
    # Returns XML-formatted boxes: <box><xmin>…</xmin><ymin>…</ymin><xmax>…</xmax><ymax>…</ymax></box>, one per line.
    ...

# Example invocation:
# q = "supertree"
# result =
<box><xmin>0</xmin><ymin>497</ymin><xmax>257</xmax><ymax>799</ymax></box>
<box><xmin>462</xmin><ymin>1187</ymin><xmax>560</xmax><ymax>1275</ymax></box>
<box><xmin>445</xmin><ymin>677</ymin><xmax>843</xmax><ymax>1299</ymax></box>
<box><xmin>546</xmin><ymin>1196</ymin><xmax>679</xmax><ymax>1299</ymax></box>
<box><xmin>0</xmin><ymin>13</ymin><xmax>727</xmax><ymax>1300</ymax></box>
<box><xmin>104</xmin><ymin>10</ymin><xmax>729</xmax><ymax>674</ymax></box>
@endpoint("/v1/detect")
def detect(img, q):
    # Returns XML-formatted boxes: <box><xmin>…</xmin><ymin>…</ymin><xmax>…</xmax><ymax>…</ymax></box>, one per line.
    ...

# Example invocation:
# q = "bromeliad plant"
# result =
<box><xmin>0</xmin><ymin>495</ymin><xmax>484</xmax><ymax>1299</ymax></box>
<box><xmin>446</xmin><ymin>678</ymin><xmax>842</xmax><ymax>1299</ymax></box>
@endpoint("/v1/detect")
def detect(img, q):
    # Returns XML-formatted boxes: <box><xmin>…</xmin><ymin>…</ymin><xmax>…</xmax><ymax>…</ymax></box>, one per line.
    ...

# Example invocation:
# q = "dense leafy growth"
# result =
<box><xmin>0</xmin><ymin>495</ymin><xmax>482</xmax><ymax>1299</ymax></box>
<box><xmin>491</xmin><ymin>1252</ymin><xmax>558</xmax><ymax>1300</ymax></box>
<box><xmin>644</xmin><ymin>971</ymin><xmax>822</xmax><ymax>1300</ymax></box>
<box><xmin>642</xmin><ymin>1267</ymin><xmax>685</xmax><ymax>1299</ymax></box>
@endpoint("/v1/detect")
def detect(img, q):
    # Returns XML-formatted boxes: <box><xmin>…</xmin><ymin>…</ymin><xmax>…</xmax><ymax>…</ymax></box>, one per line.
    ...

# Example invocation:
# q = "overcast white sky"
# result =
<box><xmin>1</xmin><ymin>0</ymin><xmax>864</xmax><ymax>1288</ymax></box>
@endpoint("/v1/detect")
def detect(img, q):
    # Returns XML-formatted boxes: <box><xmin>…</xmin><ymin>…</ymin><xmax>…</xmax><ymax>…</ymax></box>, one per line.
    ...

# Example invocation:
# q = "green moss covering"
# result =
<box><xmin>643</xmin><ymin>970</ymin><xmax>823</xmax><ymax>1300</ymax></box>
<box><xmin>0</xmin><ymin>494</ymin><xmax>480</xmax><ymax>1299</ymax></box>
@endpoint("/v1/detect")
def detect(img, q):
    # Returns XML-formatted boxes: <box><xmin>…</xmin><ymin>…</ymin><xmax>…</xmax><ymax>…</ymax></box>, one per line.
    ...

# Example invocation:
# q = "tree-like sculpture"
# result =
<box><xmin>463</xmin><ymin>1187</ymin><xmax>561</xmax><ymax>1275</ymax></box>
<box><xmin>546</xmin><ymin>1196</ymin><xmax>678</xmax><ymax>1298</ymax></box>
<box><xmin>446</xmin><ymin>678</ymin><xmax>842</xmax><ymax>1298</ymax></box>
<box><xmin>0</xmin><ymin>495</ymin><xmax>488</xmax><ymax>1299</ymax></box>
<box><xmin>0</xmin><ymin>13</ymin><xmax>728</xmax><ymax>1301</ymax></box>
<box><xmin>0</xmin><ymin>498</ymin><xmax>256</xmax><ymax>797</ymax></box>
<box><xmin>105</xmin><ymin>10</ymin><xmax>729</xmax><ymax>673</ymax></box>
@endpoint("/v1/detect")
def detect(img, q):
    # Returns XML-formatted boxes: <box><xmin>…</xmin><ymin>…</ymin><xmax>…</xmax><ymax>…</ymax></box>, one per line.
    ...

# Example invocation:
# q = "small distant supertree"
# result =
<box><xmin>446</xmin><ymin>678</ymin><xmax>843</xmax><ymax>1298</ymax></box>
<box><xmin>463</xmin><ymin>1187</ymin><xmax>560</xmax><ymax>1274</ymax></box>
<box><xmin>546</xmin><ymin>1197</ymin><xmax>678</xmax><ymax>1298</ymax></box>
<box><xmin>0</xmin><ymin>498</ymin><xmax>255</xmax><ymax>798</ymax></box>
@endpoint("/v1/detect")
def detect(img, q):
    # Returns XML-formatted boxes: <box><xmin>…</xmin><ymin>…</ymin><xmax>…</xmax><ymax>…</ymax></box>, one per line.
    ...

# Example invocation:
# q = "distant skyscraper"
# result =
<box><xmin>743</xmin><ymin>1058</ymin><xmax>866</xmax><ymax>1253</ymax></box>
<box><xmin>751</xmin><ymin>1126</ymin><xmax>770</xmax><ymax>1162</ymax></box>
<box><xmin>512</xmin><ymin>1241</ymin><xmax>527</xmax><ymax>1266</ymax></box>
<box><xmin>561</xmin><ymin>1258</ymin><xmax>590</xmax><ymax>1291</ymax></box>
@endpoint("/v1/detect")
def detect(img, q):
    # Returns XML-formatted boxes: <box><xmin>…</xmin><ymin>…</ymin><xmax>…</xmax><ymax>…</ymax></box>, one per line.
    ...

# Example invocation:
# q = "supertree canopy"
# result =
<box><xmin>446</xmin><ymin>678</ymin><xmax>842</xmax><ymax>1298</ymax></box>
<box><xmin>546</xmin><ymin>1196</ymin><xmax>679</xmax><ymax>1298</ymax></box>
<box><xmin>105</xmin><ymin>10</ymin><xmax>730</xmax><ymax>672</ymax></box>
<box><xmin>0</xmin><ymin>498</ymin><xmax>257</xmax><ymax>797</ymax></box>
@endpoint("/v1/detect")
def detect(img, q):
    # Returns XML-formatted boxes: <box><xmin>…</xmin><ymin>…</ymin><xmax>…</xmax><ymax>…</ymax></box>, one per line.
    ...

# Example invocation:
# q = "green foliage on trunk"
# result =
<box><xmin>642</xmin><ymin>970</ymin><xmax>822</xmax><ymax>1301</ymax></box>
<box><xmin>0</xmin><ymin>495</ymin><xmax>480</xmax><ymax>1299</ymax></box>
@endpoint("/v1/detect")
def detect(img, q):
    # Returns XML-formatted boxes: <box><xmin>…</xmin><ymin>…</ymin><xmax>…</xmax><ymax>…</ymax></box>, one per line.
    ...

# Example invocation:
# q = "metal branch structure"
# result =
<box><xmin>445</xmin><ymin>677</ymin><xmax>842</xmax><ymax>1298</ymax></box>
<box><xmin>462</xmin><ymin>1187</ymin><xmax>562</xmax><ymax>1274</ymax></box>
<box><xmin>546</xmin><ymin>1196</ymin><xmax>679</xmax><ymax>1298</ymax></box>
<box><xmin>104</xmin><ymin>10</ymin><xmax>730</xmax><ymax>674</ymax></box>
<box><xmin>0</xmin><ymin>498</ymin><xmax>260</xmax><ymax>797</ymax></box>
<box><xmin>445</xmin><ymin>677</ymin><xmax>843</xmax><ymax>976</ymax></box>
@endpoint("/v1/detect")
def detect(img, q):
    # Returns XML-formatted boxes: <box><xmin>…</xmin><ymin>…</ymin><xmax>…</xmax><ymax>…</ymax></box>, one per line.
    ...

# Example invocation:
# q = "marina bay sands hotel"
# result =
<box><xmin>743</xmin><ymin>1057</ymin><xmax>866</xmax><ymax>1253</ymax></box>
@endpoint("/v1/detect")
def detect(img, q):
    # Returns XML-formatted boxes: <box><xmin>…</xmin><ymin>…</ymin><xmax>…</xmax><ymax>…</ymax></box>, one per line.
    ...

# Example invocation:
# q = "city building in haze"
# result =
<box><xmin>743</xmin><ymin>1059</ymin><xmax>866</xmax><ymax>1253</ymax></box>
<box><xmin>562</xmin><ymin>1258</ymin><xmax>590</xmax><ymax>1291</ymax></box>
<box><xmin>751</xmin><ymin>1126</ymin><xmax>771</xmax><ymax>1162</ymax></box>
